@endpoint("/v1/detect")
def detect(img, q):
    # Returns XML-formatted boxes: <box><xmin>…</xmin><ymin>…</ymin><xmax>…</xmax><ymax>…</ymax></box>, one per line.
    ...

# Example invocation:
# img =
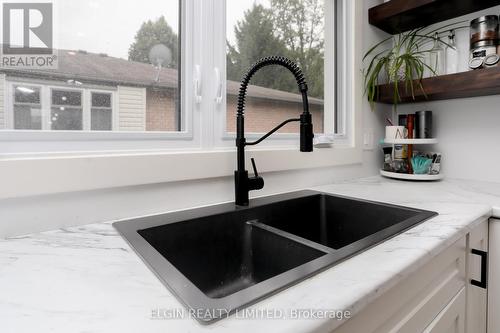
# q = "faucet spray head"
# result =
<box><xmin>300</xmin><ymin>113</ymin><xmax>314</xmax><ymax>152</ymax></box>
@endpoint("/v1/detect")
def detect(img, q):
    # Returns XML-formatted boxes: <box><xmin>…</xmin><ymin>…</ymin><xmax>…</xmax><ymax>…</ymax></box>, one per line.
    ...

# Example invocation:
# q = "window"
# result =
<box><xmin>225</xmin><ymin>0</ymin><xmax>326</xmax><ymax>135</ymax></box>
<box><xmin>7</xmin><ymin>82</ymin><xmax>116</xmax><ymax>132</ymax></box>
<box><xmin>1</xmin><ymin>0</ymin><xmax>354</xmax><ymax>155</ymax></box>
<box><xmin>51</xmin><ymin>90</ymin><xmax>83</xmax><ymax>131</ymax></box>
<box><xmin>13</xmin><ymin>86</ymin><xmax>42</xmax><ymax>130</ymax></box>
<box><xmin>2</xmin><ymin>0</ymin><xmax>182</xmax><ymax>137</ymax></box>
<box><xmin>91</xmin><ymin>93</ymin><xmax>113</xmax><ymax>131</ymax></box>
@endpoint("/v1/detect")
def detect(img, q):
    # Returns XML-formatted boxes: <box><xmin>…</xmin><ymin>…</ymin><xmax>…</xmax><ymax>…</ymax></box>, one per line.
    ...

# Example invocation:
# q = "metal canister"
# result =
<box><xmin>470</xmin><ymin>16</ymin><xmax>499</xmax><ymax>65</ymax></box>
<box><xmin>415</xmin><ymin>111</ymin><xmax>433</xmax><ymax>139</ymax></box>
<box><xmin>470</xmin><ymin>15</ymin><xmax>499</xmax><ymax>47</ymax></box>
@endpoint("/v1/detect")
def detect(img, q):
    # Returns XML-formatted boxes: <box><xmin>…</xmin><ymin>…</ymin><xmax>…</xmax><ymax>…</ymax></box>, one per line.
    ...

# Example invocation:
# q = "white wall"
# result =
<box><xmin>397</xmin><ymin>5</ymin><xmax>500</xmax><ymax>183</ymax></box>
<box><xmin>0</xmin><ymin>162</ymin><xmax>380</xmax><ymax>237</ymax></box>
<box><xmin>0</xmin><ymin>0</ymin><xmax>389</xmax><ymax>238</ymax></box>
<box><xmin>399</xmin><ymin>96</ymin><xmax>500</xmax><ymax>183</ymax></box>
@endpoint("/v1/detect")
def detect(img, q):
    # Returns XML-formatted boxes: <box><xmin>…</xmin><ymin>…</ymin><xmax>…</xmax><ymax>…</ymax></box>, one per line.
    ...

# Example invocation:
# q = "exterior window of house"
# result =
<box><xmin>51</xmin><ymin>90</ymin><xmax>83</xmax><ymax>131</ymax></box>
<box><xmin>13</xmin><ymin>86</ymin><xmax>42</xmax><ymax>130</ymax></box>
<box><xmin>3</xmin><ymin>0</ymin><xmax>181</xmax><ymax>136</ymax></box>
<box><xmin>226</xmin><ymin>0</ymin><xmax>326</xmax><ymax>135</ymax></box>
<box><xmin>2</xmin><ymin>0</ymin><xmax>354</xmax><ymax>155</ymax></box>
<box><xmin>91</xmin><ymin>93</ymin><xmax>113</xmax><ymax>131</ymax></box>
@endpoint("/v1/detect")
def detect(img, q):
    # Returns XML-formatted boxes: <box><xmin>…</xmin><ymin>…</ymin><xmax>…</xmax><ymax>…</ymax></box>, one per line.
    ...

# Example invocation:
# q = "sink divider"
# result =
<box><xmin>245</xmin><ymin>219</ymin><xmax>335</xmax><ymax>255</ymax></box>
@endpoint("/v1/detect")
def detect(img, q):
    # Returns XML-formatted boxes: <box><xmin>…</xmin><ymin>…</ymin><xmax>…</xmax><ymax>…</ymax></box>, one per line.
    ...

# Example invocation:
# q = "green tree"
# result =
<box><xmin>270</xmin><ymin>0</ymin><xmax>325</xmax><ymax>98</ymax></box>
<box><xmin>227</xmin><ymin>4</ymin><xmax>296</xmax><ymax>92</ymax></box>
<box><xmin>227</xmin><ymin>1</ymin><xmax>325</xmax><ymax>98</ymax></box>
<box><xmin>129</xmin><ymin>16</ymin><xmax>178</xmax><ymax>67</ymax></box>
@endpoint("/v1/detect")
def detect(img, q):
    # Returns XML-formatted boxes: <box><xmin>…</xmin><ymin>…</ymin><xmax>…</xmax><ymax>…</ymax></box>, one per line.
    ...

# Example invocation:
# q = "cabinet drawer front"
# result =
<box><xmin>467</xmin><ymin>220</ymin><xmax>488</xmax><ymax>333</ymax></box>
<box><xmin>488</xmin><ymin>218</ymin><xmax>500</xmax><ymax>333</ymax></box>
<box><xmin>423</xmin><ymin>288</ymin><xmax>465</xmax><ymax>333</ymax></box>
<box><xmin>334</xmin><ymin>237</ymin><xmax>466</xmax><ymax>333</ymax></box>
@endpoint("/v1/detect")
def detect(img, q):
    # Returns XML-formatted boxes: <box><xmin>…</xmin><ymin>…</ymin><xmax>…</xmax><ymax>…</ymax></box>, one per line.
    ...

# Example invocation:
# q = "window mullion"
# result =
<box><xmin>211</xmin><ymin>0</ymin><xmax>227</xmax><ymax>149</ymax></box>
<box><xmin>83</xmin><ymin>89</ymin><xmax>90</xmax><ymax>131</ymax></box>
<box><xmin>324</xmin><ymin>0</ymin><xmax>335</xmax><ymax>135</ymax></box>
<box><xmin>196</xmin><ymin>0</ymin><xmax>220</xmax><ymax>150</ymax></box>
<box><xmin>41</xmin><ymin>86</ymin><xmax>50</xmax><ymax>131</ymax></box>
<box><xmin>182</xmin><ymin>0</ymin><xmax>203</xmax><ymax>148</ymax></box>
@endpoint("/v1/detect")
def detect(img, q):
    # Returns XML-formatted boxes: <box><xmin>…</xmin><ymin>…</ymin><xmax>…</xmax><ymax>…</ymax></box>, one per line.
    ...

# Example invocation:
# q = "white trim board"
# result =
<box><xmin>0</xmin><ymin>146</ymin><xmax>362</xmax><ymax>200</ymax></box>
<box><xmin>0</xmin><ymin>161</ymin><xmax>374</xmax><ymax>238</ymax></box>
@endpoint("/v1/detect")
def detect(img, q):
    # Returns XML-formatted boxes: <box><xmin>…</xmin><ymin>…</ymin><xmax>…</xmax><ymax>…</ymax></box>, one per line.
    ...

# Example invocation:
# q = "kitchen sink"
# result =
<box><xmin>138</xmin><ymin>217</ymin><xmax>326</xmax><ymax>299</ymax></box>
<box><xmin>113</xmin><ymin>190</ymin><xmax>437</xmax><ymax>324</ymax></box>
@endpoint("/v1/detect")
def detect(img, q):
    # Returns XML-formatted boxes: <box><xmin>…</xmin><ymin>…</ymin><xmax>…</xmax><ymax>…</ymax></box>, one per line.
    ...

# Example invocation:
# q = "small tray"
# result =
<box><xmin>383</xmin><ymin>138</ymin><xmax>438</xmax><ymax>145</ymax></box>
<box><xmin>380</xmin><ymin>170</ymin><xmax>444</xmax><ymax>181</ymax></box>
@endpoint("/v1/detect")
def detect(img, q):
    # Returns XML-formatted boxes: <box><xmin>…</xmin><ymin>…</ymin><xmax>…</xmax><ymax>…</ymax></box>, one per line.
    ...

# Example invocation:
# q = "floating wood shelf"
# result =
<box><xmin>375</xmin><ymin>66</ymin><xmax>500</xmax><ymax>104</ymax></box>
<box><xmin>369</xmin><ymin>0</ymin><xmax>500</xmax><ymax>34</ymax></box>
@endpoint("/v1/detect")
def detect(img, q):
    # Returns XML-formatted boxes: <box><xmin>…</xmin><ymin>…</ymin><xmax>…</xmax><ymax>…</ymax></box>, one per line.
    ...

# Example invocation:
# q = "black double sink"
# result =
<box><xmin>113</xmin><ymin>190</ymin><xmax>437</xmax><ymax>324</ymax></box>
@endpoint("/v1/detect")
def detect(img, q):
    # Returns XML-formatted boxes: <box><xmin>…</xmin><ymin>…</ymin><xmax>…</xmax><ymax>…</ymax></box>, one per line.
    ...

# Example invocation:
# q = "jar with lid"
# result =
<box><xmin>470</xmin><ymin>15</ymin><xmax>499</xmax><ymax>47</ymax></box>
<box><xmin>470</xmin><ymin>15</ymin><xmax>499</xmax><ymax>66</ymax></box>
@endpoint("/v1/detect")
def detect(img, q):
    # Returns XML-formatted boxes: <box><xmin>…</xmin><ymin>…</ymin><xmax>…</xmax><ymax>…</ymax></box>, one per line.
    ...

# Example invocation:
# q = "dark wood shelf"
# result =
<box><xmin>369</xmin><ymin>0</ymin><xmax>500</xmax><ymax>34</ymax></box>
<box><xmin>375</xmin><ymin>66</ymin><xmax>500</xmax><ymax>104</ymax></box>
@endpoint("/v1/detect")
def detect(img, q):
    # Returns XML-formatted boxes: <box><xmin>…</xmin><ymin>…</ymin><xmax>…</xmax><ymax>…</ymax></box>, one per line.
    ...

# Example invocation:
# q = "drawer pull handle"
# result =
<box><xmin>471</xmin><ymin>249</ymin><xmax>488</xmax><ymax>289</ymax></box>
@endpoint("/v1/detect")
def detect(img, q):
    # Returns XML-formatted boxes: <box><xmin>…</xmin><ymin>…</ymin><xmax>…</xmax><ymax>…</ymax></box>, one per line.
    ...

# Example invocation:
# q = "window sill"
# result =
<box><xmin>0</xmin><ymin>145</ymin><xmax>362</xmax><ymax>200</ymax></box>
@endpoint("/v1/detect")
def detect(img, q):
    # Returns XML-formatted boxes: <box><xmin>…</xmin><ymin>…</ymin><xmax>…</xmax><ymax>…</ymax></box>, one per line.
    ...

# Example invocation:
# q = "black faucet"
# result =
<box><xmin>235</xmin><ymin>56</ymin><xmax>314</xmax><ymax>206</ymax></box>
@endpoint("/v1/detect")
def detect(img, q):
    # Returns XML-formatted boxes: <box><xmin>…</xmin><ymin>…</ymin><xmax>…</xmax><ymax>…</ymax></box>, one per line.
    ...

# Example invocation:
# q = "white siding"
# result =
<box><xmin>117</xmin><ymin>86</ymin><xmax>146</xmax><ymax>131</ymax></box>
<box><xmin>0</xmin><ymin>74</ymin><xmax>6</xmax><ymax>129</ymax></box>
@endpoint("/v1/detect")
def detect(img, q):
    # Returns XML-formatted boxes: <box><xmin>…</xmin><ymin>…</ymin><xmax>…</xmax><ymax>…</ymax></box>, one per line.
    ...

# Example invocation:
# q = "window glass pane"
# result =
<box><xmin>14</xmin><ymin>86</ymin><xmax>40</xmax><ymax>104</ymax></box>
<box><xmin>91</xmin><ymin>109</ymin><xmax>112</xmax><ymax>131</ymax></box>
<box><xmin>226</xmin><ymin>0</ymin><xmax>325</xmax><ymax>134</ymax></box>
<box><xmin>13</xmin><ymin>86</ymin><xmax>42</xmax><ymax>130</ymax></box>
<box><xmin>51</xmin><ymin>90</ymin><xmax>83</xmax><ymax>130</ymax></box>
<box><xmin>91</xmin><ymin>92</ymin><xmax>112</xmax><ymax>131</ymax></box>
<box><xmin>92</xmin><ymin>93</ymin><xmax>111</xmax><ymax>108</ymax></box>
<box><xmin>5</xmin><ymin>0</ymin><xmax>181</xmax><ymax>133</ymax></box>
<box><xmin>14</xmin><ymin>106</ymin><xmax>42</xmax><ymax>130</ymax></box>
<box><xmin>51</xmin><ymin>107</ymin><xmax>83</xmax><ymax>131</ymax></box>
<box><xmin>52</xmin><ymin>90</ymin><xmax>82</xmax><ymax>106</ymax></box>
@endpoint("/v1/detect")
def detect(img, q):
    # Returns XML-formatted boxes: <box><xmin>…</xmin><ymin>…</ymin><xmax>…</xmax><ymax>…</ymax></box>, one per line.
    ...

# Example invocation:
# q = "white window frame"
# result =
<box><xmin>11</xmin><ymin>84</ymin><xmax>42</xmax><ymax>130</ymax></box>
<box><xmin>89</xmin><ymin>90</ymin><xmax>116</xmax><ymax>131</ymax></box>
<box><xmin>49</xmin><ymin>87</ymin><xmax>85</xmax><ymax>131</ymax></box>
<box><xmin>0</xmin><ymin>0</ymin><xmax>364</xmax><ymax>200</ymax></box>
<box><xmin>0</xmin><ymin>0</ymin><xmax>199</xmax><ymax>152</ymax></box>
<box><xmin>5</xmin><ymin>80</ymin><xmax>117</xmax><ymax>131</ymax></box>
<box><xmin>213</xmin><ymin>0</ymin><xmax>342</xmax><ymax>148</ymax></box>
<box><xmin>209</xmin><ymin>0</ymin><xmax>363</xmax><ymax>153</ymax></box>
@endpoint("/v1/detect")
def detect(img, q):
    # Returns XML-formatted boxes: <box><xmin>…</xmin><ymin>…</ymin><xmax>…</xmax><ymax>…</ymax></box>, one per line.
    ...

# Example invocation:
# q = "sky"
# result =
<box><xmin>226</xmin><ymin>0</ymin><xmax>269</xmax><ymax>46</ymax></box>
<box><xmin>49</xmin><ymin>0</ymin><xmax>270</xmax><ymax>60</ymax></box>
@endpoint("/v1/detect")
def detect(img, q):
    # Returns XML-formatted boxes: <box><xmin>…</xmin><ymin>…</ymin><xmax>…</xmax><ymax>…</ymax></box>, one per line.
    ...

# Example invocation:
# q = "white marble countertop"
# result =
<box><xmin>2</xmin><ymin>176</ymin><xmax>500</xmax><ymax>333</ymax></box>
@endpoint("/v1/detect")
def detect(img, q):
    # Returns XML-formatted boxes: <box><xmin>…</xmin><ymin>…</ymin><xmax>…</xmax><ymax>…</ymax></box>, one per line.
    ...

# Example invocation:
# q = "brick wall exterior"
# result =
<box><xmin>146</xmin><ymin>88</ymin><xmax>178</xmax><ymax>132</ymax></box>
<box><xmin>226</xmin><ymin>96</ymin><xmax>324</xmax><ymax>134</ymax></box>
<box><xmin>145</xmin><ymin>88</ymin><xmax>324</xmax><ymax>133</ymax></box>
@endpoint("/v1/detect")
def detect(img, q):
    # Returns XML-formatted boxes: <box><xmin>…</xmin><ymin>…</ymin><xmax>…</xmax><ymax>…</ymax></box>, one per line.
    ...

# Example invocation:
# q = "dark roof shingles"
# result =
<box><xmin>1</xmin><ymin>50</ymin><xmax>323</xmax><ymax>105</ymax></box>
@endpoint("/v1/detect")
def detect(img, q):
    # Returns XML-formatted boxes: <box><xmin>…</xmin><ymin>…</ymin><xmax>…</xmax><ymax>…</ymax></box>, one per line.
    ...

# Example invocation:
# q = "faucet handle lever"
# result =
<box><xmin>250</xmin><ymin>158</ymin><xmax>259</xmax><ymax>177</ymax></box>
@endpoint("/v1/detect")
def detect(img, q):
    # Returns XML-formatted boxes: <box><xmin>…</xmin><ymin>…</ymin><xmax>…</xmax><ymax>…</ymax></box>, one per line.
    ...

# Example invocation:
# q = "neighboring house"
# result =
<box><xmin>0</xmin><ymin>50</ymin><xmax>324</xmax><ymax>133</ymax></box>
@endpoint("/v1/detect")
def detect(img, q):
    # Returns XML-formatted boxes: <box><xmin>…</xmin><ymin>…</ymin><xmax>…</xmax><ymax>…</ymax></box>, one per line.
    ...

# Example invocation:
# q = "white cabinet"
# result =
<box><xmin>422</xmin><ymin>288</ymin><xmax>465</xmax><ymax>333</ymax></box>
<box><xmin>488</xmin><ymin>218</ymin><xmax>500</xmax><ymax>332</ymax></box>
<box><xmin>332</xmin><ymin>219</ymin><xmax>488</xmax><ymax>333</ymax></box>
<box><xmin>333</xmin><ymin>235</ymin><xmax>466</xmax><ymax>333</ymax></box>
<box><xmin>466</xmin><ymin>220</ymin><xmax>488</xmax><ymax>333</ymax></box>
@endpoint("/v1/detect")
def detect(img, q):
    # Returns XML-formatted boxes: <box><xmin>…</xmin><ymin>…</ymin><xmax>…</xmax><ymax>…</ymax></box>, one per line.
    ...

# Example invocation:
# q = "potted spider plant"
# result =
<box><xmin>363</xmin><ymin>23</ymin><xmax>463</xmax><ymax>111</ymax></box>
